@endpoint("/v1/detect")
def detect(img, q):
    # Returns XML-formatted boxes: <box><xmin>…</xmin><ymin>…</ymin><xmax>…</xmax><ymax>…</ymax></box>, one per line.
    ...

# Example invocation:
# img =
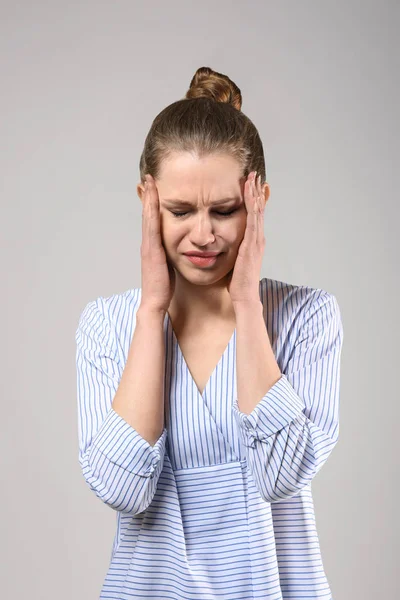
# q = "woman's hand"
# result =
<box><xmin>227</xmin><ymin>171</ymin><xmax>266</xmax><ymax>305</ymax></box>
<box><xmin>140</xmin><ymin>174</ymin><xmax>175</xmax><ymax>313</ymax></box>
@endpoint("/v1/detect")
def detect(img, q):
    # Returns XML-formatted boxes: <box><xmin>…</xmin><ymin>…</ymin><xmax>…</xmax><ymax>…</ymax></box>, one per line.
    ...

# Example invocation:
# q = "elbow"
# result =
<box><xmin>258</xmin><ymin>469</ymin><xmax>317</xmax><ymax>504</ymax></box>
<box><xmin>258</xmin><ymin>437</ymin><xmax>339</xmax><ymax>504</ymax></box>
<box><xmin>78</xmin><ymin>450</ymin><xmax>160</xmax><ymax>517</ymax></box>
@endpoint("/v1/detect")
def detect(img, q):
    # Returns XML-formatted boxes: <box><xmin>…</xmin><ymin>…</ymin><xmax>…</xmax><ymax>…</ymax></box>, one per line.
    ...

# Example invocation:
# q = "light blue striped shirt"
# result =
<box><xmin>75</xmin><ymin>277</ymin><xmax>344</xmax><ymax>599</ymax></box>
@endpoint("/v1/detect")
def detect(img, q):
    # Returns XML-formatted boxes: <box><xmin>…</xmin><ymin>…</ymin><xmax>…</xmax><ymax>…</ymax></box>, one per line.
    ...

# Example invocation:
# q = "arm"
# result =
<box><xmin>75</xmin><ymin>298</ymin><xmax>167</xmax><ymax>516</ymax></box>
<box><xmin>234</xmin><ymin>299</ymin><xmax>282</xmax><ymax>414</ymax></box>
<box><xmin>232</xmin><ymin>291</ymin><xmax>344</xmax><ymax>503</ymax></box>
<box><xmin>112</xmin><ymin>304</ymin><xmax>166</xmax><ymax>446</ymax></box>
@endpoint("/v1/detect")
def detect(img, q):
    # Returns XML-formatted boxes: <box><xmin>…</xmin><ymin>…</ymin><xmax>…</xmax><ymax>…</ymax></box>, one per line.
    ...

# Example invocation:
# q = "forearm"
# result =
<box><xmin>233</xmin><ymin>300</ymin><xmax>282</xmax><ymax>415</ymax></box>
<box><xmin>112</xmin><ymin>305</ymin><xmax>166</xmax><ymax>446</ymax></box>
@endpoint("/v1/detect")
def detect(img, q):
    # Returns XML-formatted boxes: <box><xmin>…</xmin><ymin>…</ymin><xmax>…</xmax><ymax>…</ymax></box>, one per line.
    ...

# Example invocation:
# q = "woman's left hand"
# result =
<box><xmin>227</xmin><ymin>171</ymin><xmax>266</xmax><ymax>305</ymax></box>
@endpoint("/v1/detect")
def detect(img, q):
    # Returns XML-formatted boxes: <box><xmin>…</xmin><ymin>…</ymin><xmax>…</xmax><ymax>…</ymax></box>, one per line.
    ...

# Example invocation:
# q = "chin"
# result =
<box><xmin>177</xmin><ymin>261</ymin><xmax>233</xmax><ymax>284</ymax></box>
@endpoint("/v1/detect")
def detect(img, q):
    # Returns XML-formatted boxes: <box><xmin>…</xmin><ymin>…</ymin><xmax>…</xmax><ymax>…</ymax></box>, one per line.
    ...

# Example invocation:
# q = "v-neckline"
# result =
<box><xmin>165</xmin><ymin>311</ymin><xmax>236</xmax><ymax>399</ymax></box>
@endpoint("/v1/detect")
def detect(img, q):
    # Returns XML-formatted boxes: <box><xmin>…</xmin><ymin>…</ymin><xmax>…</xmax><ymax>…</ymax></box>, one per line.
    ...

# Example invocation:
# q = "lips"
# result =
<box><xmin>184</xmin><ymin>252</ymin><xmax>221</xmax><ymax>257</ymax></box>
<box><xmin>185</xmin><ymin>253</ymin><xmax>222</xmax><ymax>268</ymax></box>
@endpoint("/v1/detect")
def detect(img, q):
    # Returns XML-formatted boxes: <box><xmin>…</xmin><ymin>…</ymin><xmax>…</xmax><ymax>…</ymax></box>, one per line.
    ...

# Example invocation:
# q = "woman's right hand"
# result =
<box><xmin>140</xmin><ymin>174</ymin><xmax>175</xmax><ymax>314</ymax></box>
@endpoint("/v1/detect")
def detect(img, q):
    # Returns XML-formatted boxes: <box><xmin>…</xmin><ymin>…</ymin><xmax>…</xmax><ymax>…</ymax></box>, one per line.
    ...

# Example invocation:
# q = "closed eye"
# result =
<box><xmin>170</xmin><ymin>209</ymin><xmax>238</xmax><ymax>218</ymax></box>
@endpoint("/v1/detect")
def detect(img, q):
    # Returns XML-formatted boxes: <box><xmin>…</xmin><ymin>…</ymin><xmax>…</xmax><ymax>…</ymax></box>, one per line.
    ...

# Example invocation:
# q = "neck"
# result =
<box><xmin>168</xmin><ymin>270</ymin><xmax>235</xmax><ymax>324</ymax></box>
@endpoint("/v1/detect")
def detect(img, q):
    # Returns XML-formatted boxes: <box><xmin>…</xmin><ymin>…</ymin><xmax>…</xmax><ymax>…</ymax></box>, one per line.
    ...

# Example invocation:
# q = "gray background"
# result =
<box><xmin>1</xmin><ymin>1</ymin><xmax>398</xmax><ymax>598</ymax></box>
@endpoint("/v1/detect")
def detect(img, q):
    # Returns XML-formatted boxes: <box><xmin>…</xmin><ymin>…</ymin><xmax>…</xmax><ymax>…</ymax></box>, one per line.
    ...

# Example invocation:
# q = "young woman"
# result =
<box><xmin>76</xmin><ymin>66</ymin><xmax>344</xmax><ymax>599</ymax></box>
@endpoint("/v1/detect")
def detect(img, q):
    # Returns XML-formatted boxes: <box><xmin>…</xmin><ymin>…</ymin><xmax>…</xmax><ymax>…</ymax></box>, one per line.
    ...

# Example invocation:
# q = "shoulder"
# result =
<box><xmin>259</xmin><ymin>276</ymin><xmax>342</xmax><ymax>335</ymax></box>
<box><xmin>76</xmin><ymin>287</ymin><xmax>143</xmax><ymax>344</ymax></box>
<box><xmin>260</xmin><ymin>275</ymin><xmax>338</xmax><ymax>309</ymax></box>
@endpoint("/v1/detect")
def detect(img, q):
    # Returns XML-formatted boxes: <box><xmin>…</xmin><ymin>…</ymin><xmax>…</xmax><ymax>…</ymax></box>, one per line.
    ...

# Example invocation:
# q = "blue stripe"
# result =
<box><xmin>75</xmin><ymin>277</ymin><xmax>343</xmax><ymax>599</ymax></box>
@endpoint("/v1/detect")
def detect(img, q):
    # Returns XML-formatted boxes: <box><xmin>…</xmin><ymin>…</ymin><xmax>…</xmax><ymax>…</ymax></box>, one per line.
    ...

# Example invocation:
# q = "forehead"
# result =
<box><xmin>156</xmin><ymin>151</ymin><xmax>244</xmax><ymax>205</ymax></box>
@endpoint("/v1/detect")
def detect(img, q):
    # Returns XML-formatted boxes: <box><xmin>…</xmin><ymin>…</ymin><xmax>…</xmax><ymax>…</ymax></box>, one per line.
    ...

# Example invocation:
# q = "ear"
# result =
<box><xmin>262</xmin><ymin>182</ymin><xmax>271</xmax><ymax>208</ymax></box>
<box><xmin>137</xmin><ymin>182</ymin><xmax>145</xmax><ymax>204</ymax></box>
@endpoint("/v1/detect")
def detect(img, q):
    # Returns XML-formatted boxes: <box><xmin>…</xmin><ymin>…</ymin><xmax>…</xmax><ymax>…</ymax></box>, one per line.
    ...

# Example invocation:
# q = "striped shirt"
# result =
<box><xmin>75</xmin><ymin>276</ymin><xmax>344</xmax><ymax>599</ymax></box>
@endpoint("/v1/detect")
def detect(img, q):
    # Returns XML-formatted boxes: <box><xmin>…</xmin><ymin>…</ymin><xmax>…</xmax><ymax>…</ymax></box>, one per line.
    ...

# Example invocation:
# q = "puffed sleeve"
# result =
<box><xmin>75</xmin><ymin>298</ymin><xmax>168</xmax><ymax>515</ymax></box>
<box><xmin>232</xmin><ymin>291</ymin><xmax>344</xmax><ymax>503</ymax></box>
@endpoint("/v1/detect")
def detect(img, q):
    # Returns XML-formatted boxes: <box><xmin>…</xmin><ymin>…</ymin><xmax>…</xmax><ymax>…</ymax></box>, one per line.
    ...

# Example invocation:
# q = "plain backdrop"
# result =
<box><xmin>1</xmin><ymin>1</ymin><xmax>398</xmax><ymax>599</ymax></box>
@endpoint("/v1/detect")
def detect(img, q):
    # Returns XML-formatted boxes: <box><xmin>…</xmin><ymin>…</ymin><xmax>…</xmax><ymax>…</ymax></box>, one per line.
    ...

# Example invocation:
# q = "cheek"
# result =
<box><xmin>227</xmin><ymin>214</ymin><xmax>247</xmax><ymax>242</ymax></box>
<box><xmin>159</xmin><ymin>219</ymin><xmax>182</xmax><ymax>251</ymax></box>
<box><xmin>160</xmin><ymin>213</ymin><xmax>174</xmax><ymax>237</ymax></box>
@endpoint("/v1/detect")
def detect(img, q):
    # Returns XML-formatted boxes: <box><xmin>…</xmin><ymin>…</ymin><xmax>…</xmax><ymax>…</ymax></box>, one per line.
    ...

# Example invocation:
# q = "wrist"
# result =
<box><xmin>232</xmin><ymin>299</ymin><xmax>263</xmax><ymax>313</ymax></box>
<box><xmin>137</xmin><ymin>304</ymin><xmax>167</xmax><ymax>321</ymax></box>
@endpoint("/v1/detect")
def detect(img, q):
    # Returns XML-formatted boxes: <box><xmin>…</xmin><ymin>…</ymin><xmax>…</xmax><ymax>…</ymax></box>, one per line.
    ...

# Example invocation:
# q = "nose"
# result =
<box><xmin>188</xmin><ymin>213</ymin><xmax>216</xmax><ymax>246</ymax></box>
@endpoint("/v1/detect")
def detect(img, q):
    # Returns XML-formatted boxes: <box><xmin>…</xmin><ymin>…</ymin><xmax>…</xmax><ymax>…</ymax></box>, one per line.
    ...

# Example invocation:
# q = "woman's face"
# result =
<box><xmin>140</xmin><ymin>152</ymin><xmax>251</xmax><ymax>286</ymax></box>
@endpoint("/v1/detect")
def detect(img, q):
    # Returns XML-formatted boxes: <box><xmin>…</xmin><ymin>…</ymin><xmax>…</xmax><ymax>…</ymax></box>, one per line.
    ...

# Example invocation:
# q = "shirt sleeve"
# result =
<box><xmin>75</xmin><ymin>297</ymin><xmax>168</xmax><ymax>516</ymax></box>
<box><xmin>232</xmin><ymin>291</ymin><xmax>344</xmax><ymax>503</ymax></box>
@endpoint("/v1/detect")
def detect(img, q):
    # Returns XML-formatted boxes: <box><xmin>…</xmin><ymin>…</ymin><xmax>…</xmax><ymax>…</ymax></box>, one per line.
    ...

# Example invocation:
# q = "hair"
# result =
<box><xmin>139</xmin><ymin>66</ymin><xmax>266</xmax><ymax>186</ymax></box>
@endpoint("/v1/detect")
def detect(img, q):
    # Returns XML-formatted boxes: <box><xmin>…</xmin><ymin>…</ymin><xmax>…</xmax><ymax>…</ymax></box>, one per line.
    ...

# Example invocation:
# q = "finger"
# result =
<box><xmin>141</xmin><ymin>178</ymin><xmax>150</xmax><ymax>252</ymax></box>
<box><xmin>143</xmin><ymin>175</ymin><xmax>161</xmax><ymax>250</ymax></box>
<box><xmin>256</xmin><ymin>174</ymin><xmax>265</xmax><ymax>244</ymax></box>
<box><xmin>251</xmin><ymin>172</ymin><xmax>261</xmax><ymax>241</ymax></box>
<box><xmin>148</xmin><ymin>176</ymin><xmax>162</xmax><ymax>238</ymax></box>
<box><xmin>244</xmin><ymin>172</ymin><xmax>258</xmax><ymax>244</ymax></box>
<box><xmin>256</xmin><ymin>175</ymin><xmax>262</xmax><ymax>212</ymax></box>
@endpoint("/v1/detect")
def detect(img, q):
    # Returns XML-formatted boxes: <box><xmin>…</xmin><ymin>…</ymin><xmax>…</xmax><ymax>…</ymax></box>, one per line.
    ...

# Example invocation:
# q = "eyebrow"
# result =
<box><xmin>162</xmin><ymin>197</ymin><xmax>240</xmax><ymax>207</ymax></box>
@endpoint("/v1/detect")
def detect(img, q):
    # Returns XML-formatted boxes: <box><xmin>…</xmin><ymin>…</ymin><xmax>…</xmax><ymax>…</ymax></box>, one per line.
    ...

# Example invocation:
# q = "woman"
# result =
<box><xmin>76</xmin><ymin>66</ymin><xmax>344</xmax><ymax>599</ymax></box>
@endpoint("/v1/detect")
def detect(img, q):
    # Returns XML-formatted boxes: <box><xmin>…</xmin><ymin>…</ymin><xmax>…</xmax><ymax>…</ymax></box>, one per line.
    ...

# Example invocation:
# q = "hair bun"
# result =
<box><xmin>185</xmin><ymin>66</ymin><xmax>242</xmax><ymax>111</ymax></box>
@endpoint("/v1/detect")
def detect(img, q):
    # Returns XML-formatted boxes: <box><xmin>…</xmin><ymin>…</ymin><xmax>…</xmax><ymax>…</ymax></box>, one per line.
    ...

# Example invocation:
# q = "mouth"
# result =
<box><xmin>183</xmin><ymin>252</ymin><xmax>221</xmax><ymax>257</ymax></box>
<box><xmin>184</xmin><ymin>253</ymin><xmax>222</xmax><ymax>267</ymax></box>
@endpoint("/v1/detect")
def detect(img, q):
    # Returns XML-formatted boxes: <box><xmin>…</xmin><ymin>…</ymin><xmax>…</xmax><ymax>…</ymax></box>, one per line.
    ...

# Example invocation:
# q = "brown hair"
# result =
<box><xmin>139</xmin><ymin>66</ymin><xmax>266</xmax><ymax>185</ymax></box>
